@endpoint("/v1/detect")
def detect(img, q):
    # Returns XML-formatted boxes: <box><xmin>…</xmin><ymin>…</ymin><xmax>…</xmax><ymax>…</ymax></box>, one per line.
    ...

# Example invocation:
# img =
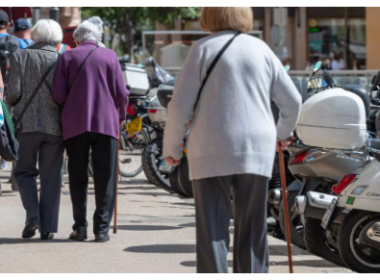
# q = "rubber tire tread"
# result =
<box><xmin>142</xmin><ymin>137</ymin><xmax>172</xmax><ymax>192</ymax></box>
<box><xmin>304</xmin><ymin>217</ymin><xmax>345</xmax><ymax>267</ymax></box>
<box><xmin>337</xmin><ymin>210</ymin><xmax>380</xmax><ymax>273</ymax></box>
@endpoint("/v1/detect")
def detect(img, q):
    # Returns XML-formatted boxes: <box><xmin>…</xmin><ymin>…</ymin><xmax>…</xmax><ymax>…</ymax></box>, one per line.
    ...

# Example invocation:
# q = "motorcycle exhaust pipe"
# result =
<box><xmin>268</xmin><ymin>188</ymin><xmax>282</xmax><ymax>205</ymax></box>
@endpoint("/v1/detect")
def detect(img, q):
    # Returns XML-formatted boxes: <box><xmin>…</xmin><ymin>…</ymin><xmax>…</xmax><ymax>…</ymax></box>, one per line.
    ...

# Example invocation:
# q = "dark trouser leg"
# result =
<box><xmin>90</xmin><ymin>133</ymin><xmax>118</xmax><ymax>235</ymax></box>
<box><xmin>192</xmin><ymin>176</ymin><xmax>233</xmax><ymax>273</ymax></box>
<box><xmin>232</xmin><ymin>174</ymin><xmax>269</xmax><ymax>273</ymax></box>
<box><xmin>14</xmin><ymin>132</ymin><xmax>41</xmax><ymax>222</ymax></box>
<box><xmin>65</xmin><ymin>133</ymin><xmax>90</xmax><ymax>230</ymax></box>
<box><xmin>39</xmin><ymin>134</ymin><xmax>64</xmax><ymax>233</ymax></box>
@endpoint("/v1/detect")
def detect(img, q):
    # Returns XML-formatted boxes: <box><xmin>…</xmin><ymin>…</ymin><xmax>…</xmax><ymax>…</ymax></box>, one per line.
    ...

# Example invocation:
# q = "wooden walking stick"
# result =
<box><xmin>278</xmin><ymin>147</ymin><xmax>294</xmax><ymax>273</ymax></box>
<box><xmin>113</xmin><ymin>132</ymin><xmax>120</xmax><ymax>234</ymax></box>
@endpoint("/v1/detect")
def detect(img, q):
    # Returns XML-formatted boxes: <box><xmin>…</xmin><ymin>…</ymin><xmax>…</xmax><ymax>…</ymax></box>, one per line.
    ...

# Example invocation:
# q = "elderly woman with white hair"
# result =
<box><xmin>7</xmin><ymin>19</ymin><xmax>64</xmax><ymax>240</ymax></box>
<box><xmin>52</xmin><ymin>19</ymin><xmax>129</xmax><ymax>242</ymax></box>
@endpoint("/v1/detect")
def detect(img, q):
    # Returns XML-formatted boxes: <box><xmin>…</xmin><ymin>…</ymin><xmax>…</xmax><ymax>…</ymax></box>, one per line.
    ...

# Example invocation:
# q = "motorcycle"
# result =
<box><xmin>286</xmin><ymin>70</ymin><xmax>380</xmax><ymax>265</ymax></box>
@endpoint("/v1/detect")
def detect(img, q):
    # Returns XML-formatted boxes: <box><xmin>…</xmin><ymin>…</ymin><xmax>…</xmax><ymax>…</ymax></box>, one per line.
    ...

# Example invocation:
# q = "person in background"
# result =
<box><xmin>322</xmin><ymin>57</ymin><xmax>331</xmax><ymax>70</ymax></box>
<box><xmin>7</xmin><ymin>19</ymin><xmax>64</xmax><ymax>240</ymax></box>
<box><xmin>352</xmin><ymin>59</ymin><xmax>359</xmax><ymax>70</ymax></box>
<box><xmin>338</xmin><ymin>52</ymin><xmax>346</xmax><ymax>70</ymax></box>
<box><xmin>0</xmin><ymin>10</ymin><xmax>29</xmax><ymax>49</ymax></box>
<box><xmin>0</xmin><ymin>69</ymin><xmax>5</xmax><ymax>170</ymax></box>
<box><xmin>331</xmin><ymin>53</ymin><xmax>344</xmax><ymax>70</ymax></box>
<box><xmin>283</xmin><ymin>58</ymin><xmax>291</xmax><ymax>68</ymax></box>
<box><xmin>56</xmin><ymin>43</ymin><xmax>71</xmax><ymax>54</ymax></box>
<box><xmin>163</xmin><ymin>7</ymin><xmax>302</xmax><ymax>273</ymax></box>
<box><xmin>13</xmin><ymin>18</ymin><xmax>33</xmax><ymax>48</ymax></box>
<box><xmin>52</xmin><ymin>20</ymin><xmax>129</xmax><ymax>243</ymax></box>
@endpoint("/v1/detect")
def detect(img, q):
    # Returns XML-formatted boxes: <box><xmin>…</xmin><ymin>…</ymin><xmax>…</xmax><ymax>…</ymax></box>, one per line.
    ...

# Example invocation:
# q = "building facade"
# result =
<box><xmin>154</xmin><ymin>7</ymin><xmax>380</xmax><ymax>70</ymax></box>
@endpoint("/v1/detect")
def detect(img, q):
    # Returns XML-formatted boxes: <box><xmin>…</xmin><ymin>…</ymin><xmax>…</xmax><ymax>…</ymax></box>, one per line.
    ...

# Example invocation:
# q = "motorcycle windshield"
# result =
<box><xmin>154</xmin><ymin>63</ymin><xmax>174</xmax><ymax>83</ymax></box>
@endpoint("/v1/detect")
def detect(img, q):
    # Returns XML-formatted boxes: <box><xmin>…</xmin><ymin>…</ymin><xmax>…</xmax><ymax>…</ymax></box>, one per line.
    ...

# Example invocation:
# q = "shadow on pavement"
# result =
<box><xmin>180</xmin><ymin>259</ymin><xmax>340</xmax><ymax>268</ymax></box>
<box><xmin>117</xmin><ymin>225</ymin><xmax>183</xmax><ymax>231</ymax></box>
<box><xmin>128</xmin><ymin>192</ymin><xmax>175</xmax><ymax>197</ymax></box>
<box><xmin>0</xmin><ymin>238</ymin><xmax>74</xmax><ymax>244</ymax></box>
<box><xmin>117</xmin><ymin>186</ymin><xmax>158</xmax><ymax>191</ymax></box>
<box><xmin>124</xmin><ymin>244</ymin><xmax>196</xmax><ymax>254</ymax></box>
<box><xmin>178</xmin><ymin>222</ymin><xmax>196</xmax><ymax>227</ymax></box>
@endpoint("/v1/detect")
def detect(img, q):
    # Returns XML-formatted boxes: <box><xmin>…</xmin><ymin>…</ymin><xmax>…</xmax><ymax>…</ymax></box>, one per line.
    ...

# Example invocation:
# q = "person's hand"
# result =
<box><xmin>120</xmin><ymin>120</ymin><xmax>125</xmax><ymax>127</ymax></box>
<box><xmin>165</xmin><ymin>157</ymin><xmax>181</xmax><ymax>166</ymax></box>
<box><xmin>276</xmin><ymin>138</ymin><xmax>292</xmax><ymax>152</ymax></box>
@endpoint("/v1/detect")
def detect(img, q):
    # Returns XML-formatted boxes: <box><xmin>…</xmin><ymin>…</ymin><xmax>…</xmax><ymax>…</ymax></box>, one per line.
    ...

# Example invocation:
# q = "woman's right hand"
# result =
<box><xmin>276</xmin><ymin>139</ymin><xmax>292</xmax><ymax>152</ymax></box>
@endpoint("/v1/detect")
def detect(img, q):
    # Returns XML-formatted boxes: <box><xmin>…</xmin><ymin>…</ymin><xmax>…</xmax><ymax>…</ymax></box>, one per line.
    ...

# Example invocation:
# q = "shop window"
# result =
<box><xmin>308</xmin><ymin>18</ymin><xmax>366</xmax><ymax>69</ymax></box>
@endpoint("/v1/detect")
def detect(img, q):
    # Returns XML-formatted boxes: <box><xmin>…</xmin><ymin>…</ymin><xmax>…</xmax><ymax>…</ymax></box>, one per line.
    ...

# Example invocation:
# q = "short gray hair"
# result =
<box><xmin>31</xmin><ymin>19</ymin><xmax>63</xmax><ymax>45</ymax></box>
<box><xmin>73</xmin><ymin>19</ymin><xmax>102</xmax><ymax>44</ymax></box>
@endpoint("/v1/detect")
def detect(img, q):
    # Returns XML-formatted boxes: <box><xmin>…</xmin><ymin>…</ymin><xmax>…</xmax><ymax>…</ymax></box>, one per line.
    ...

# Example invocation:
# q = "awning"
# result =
<box><xmin>349</xmin><ymin>44</ymin><xmax>366</xmax><ymax>59</ymax></box>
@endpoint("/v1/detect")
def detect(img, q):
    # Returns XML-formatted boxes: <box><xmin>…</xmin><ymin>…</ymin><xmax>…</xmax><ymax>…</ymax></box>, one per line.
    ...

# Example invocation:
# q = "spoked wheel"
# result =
<box><xmin>142</xmin><ymin>137</ymin><xmax>171</xmax><ymax>191</ymax></box>
<box><xmin>338</xmin><ymin>210</ymin><xmax>380</xmax><ymax>273</ymax></box>
<box><xmin>279</xmin><ymin>191</ymin><xmax>306</xmax><ymax>250</ymax></box>
<box><xmin>118</xmin><ymin>127</ymin><xmax>150</xmax><ymax>178</ymax></box>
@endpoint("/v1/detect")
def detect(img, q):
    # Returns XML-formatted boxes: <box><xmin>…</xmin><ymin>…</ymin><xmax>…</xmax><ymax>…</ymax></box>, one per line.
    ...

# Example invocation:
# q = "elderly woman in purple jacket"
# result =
<box><xmin>52</xmin><ymin>20</ymin><xmax>129</xmax><ymax>242</ymax></box>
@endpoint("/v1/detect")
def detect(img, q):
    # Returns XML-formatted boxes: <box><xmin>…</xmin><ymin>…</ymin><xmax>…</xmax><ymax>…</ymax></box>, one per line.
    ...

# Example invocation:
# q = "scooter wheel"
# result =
<box><xmin>337</xmin><ymin>210</ymin><xmax>380</xmax><ymax>273</ymax></box>
<box><xmin>304</xmin><ymin>217</ymin><xmax>345</xmax><ymax>267</ymax></box>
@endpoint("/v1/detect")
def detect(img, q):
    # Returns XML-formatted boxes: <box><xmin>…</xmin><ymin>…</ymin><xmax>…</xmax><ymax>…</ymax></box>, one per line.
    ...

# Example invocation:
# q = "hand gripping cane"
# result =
<box><xmin>278</xmin><ymin>148</ymin><xmax>294</xmax><ymax>273</ymax></box>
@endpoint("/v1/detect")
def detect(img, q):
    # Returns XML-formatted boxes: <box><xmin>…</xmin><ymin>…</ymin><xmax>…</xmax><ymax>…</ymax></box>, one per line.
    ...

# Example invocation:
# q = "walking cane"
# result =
<box><xmin>278</xmin><ymin>147</ymin><xmax>294</xmax><ymax>273</ymax></box>
<box><xmin>113</xmin><ymin>132</ymin><xmax>120</xmax><ymax>234</ymax></box>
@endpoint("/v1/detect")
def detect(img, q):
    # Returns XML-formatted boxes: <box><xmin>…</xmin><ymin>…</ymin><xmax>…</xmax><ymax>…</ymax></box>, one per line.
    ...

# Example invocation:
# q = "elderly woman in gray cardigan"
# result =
<box><xmin>163</xmin><ymin>7</ymin><xmax>302</xmax><ymax>273</ymax></box>
<box><xmin>7</xmin><ymin>19</ymin><xmax>63</xmax><ymax>241</ymax></box>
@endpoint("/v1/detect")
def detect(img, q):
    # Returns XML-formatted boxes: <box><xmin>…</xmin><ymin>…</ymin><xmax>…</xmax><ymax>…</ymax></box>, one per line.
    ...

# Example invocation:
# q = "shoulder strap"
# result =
<box><xmin>68</xmin><ymin>46</ymin><xmax>98</xmax><ymax>93</ymax></box>
<box><xmin>14</xmin><ymin>58</ymin><xmax>58</xmax><ymax>128</ymax></box>
<box><xmin>193</xmin><ymin>32</ymin><xmax>240</xmax><ymax>112</ymax></box>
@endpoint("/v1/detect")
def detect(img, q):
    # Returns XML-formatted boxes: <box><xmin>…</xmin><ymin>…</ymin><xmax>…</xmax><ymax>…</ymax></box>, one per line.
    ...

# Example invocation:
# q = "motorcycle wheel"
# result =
<box><xmin>177</xmin><ymin>156</ymin><xmax>193</xmax><ymax>198</ymax></box>
<box><xmin>169</xmin><ymin>165</ymin><xmax>189</xmax><ymax>198</ymax></box>
<box><xmin>142</xmin><ymin>137</ymin><xmax>172</xmax><ymax>192</ymax></box>
<box><xmin>338</xmin><ymin>210</ymin><xmax>380</xmax><ymax>273</ymax></box>
<box><xmin>279</xmin><ymin>191</ymin><xmax>306</xmax><ymax>250</ymax></box>
<box><xmin>304</xmin><ymin>217</ymin><xmax>345</xmax><ymax>267</ymax></box>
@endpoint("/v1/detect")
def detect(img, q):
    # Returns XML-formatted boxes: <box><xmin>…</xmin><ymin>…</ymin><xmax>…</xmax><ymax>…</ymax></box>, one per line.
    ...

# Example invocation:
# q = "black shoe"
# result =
<box><xmin>69</xmin><ymin>226</ymin><xmax>87</xmax><ymax>241</ymax></box>
<box><xmin>95</xmin><ymin>233</ymin><xmax>110</xmax><ymax>243</ymax></box>
<box><xmin>41</xmin><ymin>232</ymin><xmax>54</xmax><ymax>240</ymax></box>
<box><xmin>22</xmin><ymin>217</ymin><xmax>40</xmax><ymax>239</ymax></box>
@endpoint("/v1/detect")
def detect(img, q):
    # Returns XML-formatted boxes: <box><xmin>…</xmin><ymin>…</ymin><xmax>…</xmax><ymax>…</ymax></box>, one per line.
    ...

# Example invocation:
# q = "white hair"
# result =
<box><xmin>31</xmin><ymin>19</ymin><xmax>63</xmax><ymax>45</ymax></box>
<box><xmin>73</xmin><ymin>19</ymin><xmax>102</xmax><ymax>44</ymax></box>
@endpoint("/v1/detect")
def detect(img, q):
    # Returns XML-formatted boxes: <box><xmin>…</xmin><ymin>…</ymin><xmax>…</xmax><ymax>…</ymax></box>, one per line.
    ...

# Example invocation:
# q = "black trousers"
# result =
<box><xmin>192</xmin><ymin>174</ymin><xmax>269</xmax><ymax>273</ymax></box>
<box><xmin>65</xmin><ymin>132</ymin><xmax>118</xmax><ymax>234</ymax></box>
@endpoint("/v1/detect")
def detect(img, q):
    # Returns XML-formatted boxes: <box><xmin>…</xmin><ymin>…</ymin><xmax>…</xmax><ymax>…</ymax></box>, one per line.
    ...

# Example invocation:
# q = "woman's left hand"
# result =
<box><xmin>165</xmin><ymin>157</ymin><xmax>181</xmax><ymax>166</ymax></box>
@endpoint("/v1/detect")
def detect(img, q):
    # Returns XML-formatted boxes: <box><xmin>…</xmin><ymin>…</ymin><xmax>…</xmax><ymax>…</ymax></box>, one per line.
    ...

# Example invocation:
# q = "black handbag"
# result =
<box><xmin>0</xmin><ymin>100</ymin><xmax>18</xmax><ymax>161</ymax></box>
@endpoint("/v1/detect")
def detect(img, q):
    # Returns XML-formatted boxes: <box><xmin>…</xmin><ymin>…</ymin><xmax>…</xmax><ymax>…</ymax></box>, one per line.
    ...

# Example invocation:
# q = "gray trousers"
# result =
<box><xmin>14</xmin><ymin>132</ymin><xmax>64</xmax><ymax>232</ymax></box>
<box><xmin>192</xmin><ymin>174</ymin><xmax>269</xmax><ymax>273</ymax></box>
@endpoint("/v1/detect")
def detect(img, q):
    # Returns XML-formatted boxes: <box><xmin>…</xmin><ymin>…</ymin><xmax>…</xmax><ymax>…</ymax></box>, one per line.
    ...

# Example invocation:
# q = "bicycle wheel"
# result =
<box><xmin>118</xmin><ymin>126</ymin><xmax>150</xmax><ymax>178</ymax></box>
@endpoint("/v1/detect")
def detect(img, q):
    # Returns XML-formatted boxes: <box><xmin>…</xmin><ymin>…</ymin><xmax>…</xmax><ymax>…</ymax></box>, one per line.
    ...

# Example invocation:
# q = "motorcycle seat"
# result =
<box><xmin>343</xmin><ymin>84</ymin><xmax>370</xmax><ymax>118</ymax></box>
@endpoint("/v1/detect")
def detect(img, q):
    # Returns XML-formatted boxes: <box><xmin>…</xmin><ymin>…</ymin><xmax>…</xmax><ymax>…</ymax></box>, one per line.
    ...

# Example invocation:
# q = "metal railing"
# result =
<box><xmin>142</xmin><ymin>30</ymin><xmax>263</xmax><ymax>59</ymax></box>
<box><xmin>163</xmin><ymin>69</ymin><xmax>378</xmax><ymax>92</ymax></box>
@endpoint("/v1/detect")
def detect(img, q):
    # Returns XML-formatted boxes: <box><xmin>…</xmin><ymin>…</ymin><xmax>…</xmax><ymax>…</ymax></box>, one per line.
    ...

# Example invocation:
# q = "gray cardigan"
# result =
<box><xmin>163</xmin><ymin>31</ymin><xmax>302</xmax><ymax>180</ymax></box>
<box><xmin>7</xmin><ymin>43</ymin><xmax>61</xmax><ymax>136</ymax></box>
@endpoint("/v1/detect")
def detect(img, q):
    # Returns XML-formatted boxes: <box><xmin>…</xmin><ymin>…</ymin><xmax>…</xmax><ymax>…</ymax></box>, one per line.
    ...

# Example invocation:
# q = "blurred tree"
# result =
<box><xmin>81</xmin><ymin>7</ymin><xmax>200</xmax><ymax>62</ymax></box>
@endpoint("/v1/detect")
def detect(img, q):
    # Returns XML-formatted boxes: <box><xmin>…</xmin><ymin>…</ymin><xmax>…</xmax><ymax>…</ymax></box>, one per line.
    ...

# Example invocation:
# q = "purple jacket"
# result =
<box><xmin>52</xmin><ymin>40</ymin><xmax>129</xmax><ymax>140</ymax></box>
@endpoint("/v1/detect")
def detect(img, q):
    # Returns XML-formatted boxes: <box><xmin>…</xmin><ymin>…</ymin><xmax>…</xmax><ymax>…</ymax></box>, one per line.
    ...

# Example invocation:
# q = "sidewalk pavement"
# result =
<box><xmin>0</xmin><ymin>170</ymin><xmax>352</xmax><ymax>273</ymax></box>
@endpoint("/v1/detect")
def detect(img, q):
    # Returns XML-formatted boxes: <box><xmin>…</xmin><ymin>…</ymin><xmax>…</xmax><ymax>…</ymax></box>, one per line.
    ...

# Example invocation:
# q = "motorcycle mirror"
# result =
<box><xmin>307</xmin><ymin>77</ymin><xmax>326</xmax><ymax>90</ymax></box>
<box><xmin>322</xmin><ymin>70</ymin><xmax>334</xmax><ymax>88</ymax></box>
<box><xmin>372</xmin><ymin>75</ymin><xmax>376</xmax><ymax>86</ymax></box>
<box><xmin>313</xmin><ymin>61</ymin><xmax>322</xmax><ymax>74</ymax></box>
<box><xmin>284</xmin><ymin>65</ymin><xmax>290</xmax><ymax>72</ymax></box>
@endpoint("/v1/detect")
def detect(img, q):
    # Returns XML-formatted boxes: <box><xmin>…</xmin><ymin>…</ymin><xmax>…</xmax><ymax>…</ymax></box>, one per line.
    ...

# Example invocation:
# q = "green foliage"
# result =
<box><xmin>81</xmin><ymin>8</ymin><xmax>201</xmax><ymax>55</ymax></box>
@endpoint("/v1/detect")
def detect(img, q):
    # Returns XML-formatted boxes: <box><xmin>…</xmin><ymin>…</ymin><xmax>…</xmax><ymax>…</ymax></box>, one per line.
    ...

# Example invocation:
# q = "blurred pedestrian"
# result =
<box><xmin>163</xmin><ymin>7</ymin><xmax>302</xmax><ymax>273</ymax></box>
<box><xmin>13</xmin><ymin>18</ymin><xmax>34</xmax><ymax>48</ymax></box>
<box><xmin>52</xmin><ymin>20</ymin><xmax>129</xmax><ymax>242</ymax></box>
<box><xmin>283</xmin><ymin>58</ymin><xmax>291</xmax><ymax>68</ymax></box>
<box><xmin>331</xmin><ymin>53</ymin><xmax>345</xmax><ymax>70</ymax></box>
<box><xmin>322</xmin><ymin>58</ymin><xmax>331</xmax><ymax>70</ymax></box>
<box><xmin>352</xmin><ymin>59</ymin><xmax>359</xmax><ymax>70</ymax></box>
<box><xmin>0</xmin><ymin>70</ymin><xmax>5</xmax><ymax>170</ymax></box>
<box><xmin>7</xmin><ymin>19</ymin><xmax>64</xmax><ymax>240</ymax></box>
<box><xmin>0</xmin><ymin>10</ymin><xmax>29</xmax><ymax>49</ymax></box>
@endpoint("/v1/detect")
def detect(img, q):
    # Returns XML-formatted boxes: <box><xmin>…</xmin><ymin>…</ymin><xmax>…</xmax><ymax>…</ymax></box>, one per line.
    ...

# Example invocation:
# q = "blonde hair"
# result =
<box><xmin>200</xmin><ymin>7</ymin><xmax>253</xmax><ymax>34</ymax></box>
<box><xmin>31</xmin><ymin>19</ymin><xmax>63</xmax><ymax>45</ymax></box>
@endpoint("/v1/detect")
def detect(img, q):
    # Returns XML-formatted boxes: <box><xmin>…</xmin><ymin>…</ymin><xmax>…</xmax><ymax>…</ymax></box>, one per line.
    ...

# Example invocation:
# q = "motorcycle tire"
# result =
<box><xmin>304</xmin><ymin>217</ymin><xmax>345</xmax><ymax>267</ymax></box>
<box><xmin>279</xmin><ymin>191</ymin><xmax>306</xmax><ymax>250</ymax></box>
<box><xmin>337</xmin><ymin>210</ymin><xmax>380</xmax><ymax>273</ymax></box>
<box><xmin>142</xmin><ymin>137</ymin><xmax>172</xmax><ymax>192</ymax></box>
<box><xmin>177</xmin><ymin>156</ymin><xmax>193</xmax><ymax>198</ymax></box>
<box><xmin>169</xmin><ymin>165</ymin><xmax>190</xmax><ymax>198</ymax></box>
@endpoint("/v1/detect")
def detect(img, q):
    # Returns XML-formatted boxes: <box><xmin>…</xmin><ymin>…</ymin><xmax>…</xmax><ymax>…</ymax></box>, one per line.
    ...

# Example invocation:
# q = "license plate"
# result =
<box><xmin>126</xmin><ymin>117</ymin><xmax>142</xmax><ymax>137</ymax></box>
<box><xmin>321</xmin><ymin>198</ymin><xmax>337</xmax><ymax>230</ymax></box>
<box><xmin>158</xmin><ymin>160</ymin><xmax>174</xmax><ymax>173</ymax></box>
